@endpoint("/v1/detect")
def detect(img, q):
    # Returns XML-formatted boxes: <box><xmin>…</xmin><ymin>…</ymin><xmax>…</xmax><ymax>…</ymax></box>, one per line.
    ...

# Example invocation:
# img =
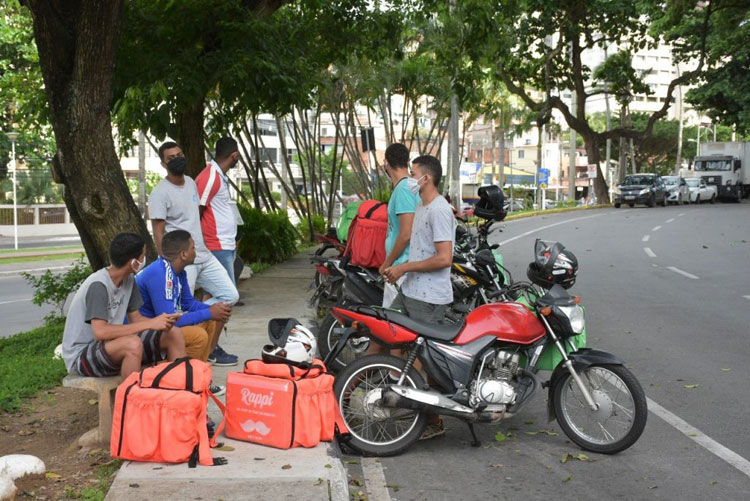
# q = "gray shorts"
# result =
<box><xmin>75</xmin><ymin>330</ymin><xmax>163</xmax><ymax>377</ymax></box>
<box><xmin>390</xmin><ymin>293</ymin><xmax>447</xmax><ymax>324</ymax></box>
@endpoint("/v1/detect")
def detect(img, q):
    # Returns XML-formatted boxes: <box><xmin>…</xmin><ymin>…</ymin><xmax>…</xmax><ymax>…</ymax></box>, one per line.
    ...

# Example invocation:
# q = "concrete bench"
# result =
<box><xmin>62</xmin><ymin>375</ymin><xmax>121</xmax><ymax>447</ymax></box>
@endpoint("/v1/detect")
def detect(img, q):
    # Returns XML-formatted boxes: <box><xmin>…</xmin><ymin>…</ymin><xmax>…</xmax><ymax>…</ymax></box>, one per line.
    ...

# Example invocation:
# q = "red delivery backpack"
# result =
<box><xmin>220</xmin><ymin>358</ymin><xmax>348</xmax><ymax>449</ymax></box>
<box><xmin>344</xmin><ymin>200</ymin><xmax>388</xmax><ymax>268</ymax></box>
<box><xmin>110</xmin><ymin>358</ymin><xmax>227</xmax><ymax>467</ymax></box>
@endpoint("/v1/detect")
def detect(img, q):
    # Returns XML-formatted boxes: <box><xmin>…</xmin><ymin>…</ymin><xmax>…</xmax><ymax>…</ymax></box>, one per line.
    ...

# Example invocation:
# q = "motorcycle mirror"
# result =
<box><xmin>490</xmin><ymin>244</ymin><xmax>499</xmax><ymax>249</ymax></box>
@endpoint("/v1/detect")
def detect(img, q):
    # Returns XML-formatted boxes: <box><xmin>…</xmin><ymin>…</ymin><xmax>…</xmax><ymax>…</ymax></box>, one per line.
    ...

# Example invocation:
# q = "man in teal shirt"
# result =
<box><xmin>379</xmin><ymin>143</ymin><xmax>419</xmax><ymax>307</ymax></box>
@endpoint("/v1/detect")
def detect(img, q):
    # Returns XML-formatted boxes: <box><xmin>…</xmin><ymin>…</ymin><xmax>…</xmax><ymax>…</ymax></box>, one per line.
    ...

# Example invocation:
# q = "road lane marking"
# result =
<box><xmin>652</xmin><ymin>225</ymin><xmax>662</xmax><ymax>232</ymax></box>
<box><xmin>498</xmin><ymin>212</ymin><xmax>609</xmax><ymax>247</ymax></box>
<box><xmin>0</xmin><ymin>298</ymin><xmax>32</xmax><ymax>306</ymax></box>
<box><xmin>643</xmin><ymin>247</ymin><xmax>656</xmax><ymax>258</ymax></box>
<box><xmin>648</xmin><ymin>397</ymin><xmax>750</xmax><ymax>479</ymax></box>
<box><xmin>666</xmin><ymin>218</ymin><xmax>675</xmax><ymax>223</ymax></box>
<box><xmin>667</xmin><ymin>266</ymin><xmax>699</xmax><ymax>279</ymax></box>
<box><xmin>0</xmin><ymin>265</ymin><xmax>73</xmax><ymax>278</ymax></box>
<box><xmin>642</xmin><ymin>235</ymin><xmax>650</xmax><ymax>242</ymax></box>
<box><xmin>361</xmin><ymin>458</ymin><xmax>391</xmax><ymax>501</ymax></box>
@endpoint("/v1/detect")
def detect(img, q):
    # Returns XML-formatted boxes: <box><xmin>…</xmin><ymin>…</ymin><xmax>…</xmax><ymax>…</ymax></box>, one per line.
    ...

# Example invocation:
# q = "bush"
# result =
<box><xmin>236</xmin><ymin>204</ymin><xmax>299</xmax><ymax>264</ymax></box>
<box><xmin>296</xmin><ymin>214</ymin><xmax>327</xmax><ymax>243</ymax></box>
<box><xmin>22</xmin><ymin>258</ymin><xmax>92</xmax><ymax>323</ymax></box>
<box><xmin>0</xmin><ymin>319</ymin><xmax>66</xmax><ymax>412</ymax></box>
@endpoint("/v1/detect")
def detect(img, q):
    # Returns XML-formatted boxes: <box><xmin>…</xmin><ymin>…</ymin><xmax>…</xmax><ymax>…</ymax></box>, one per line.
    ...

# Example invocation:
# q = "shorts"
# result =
<box><xmin>382</xmin><ymin>276</ymin><xmax>406</xmax><ymax>308</ymax></box>
<box><xmin>390</xmin><ymin>293</ymin><xmax>447</xmax><ymax>324</ymax></box>
<box><xmin>75</xmin><ymin>330</ymin><xmax>163</xmax><ymax>377</ymax></box>
<box><xmin>186</xmin><ymin>254</ymin><xmax>239</xmax><ymax>305</ymax></box>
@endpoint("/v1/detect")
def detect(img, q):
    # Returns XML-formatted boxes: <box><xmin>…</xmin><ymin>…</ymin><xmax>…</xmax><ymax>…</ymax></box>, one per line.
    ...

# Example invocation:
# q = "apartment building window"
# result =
<box><xmin>518</xmin><ymin>150</ymin><xmax>525</xmax><ymax>159</ymax></box>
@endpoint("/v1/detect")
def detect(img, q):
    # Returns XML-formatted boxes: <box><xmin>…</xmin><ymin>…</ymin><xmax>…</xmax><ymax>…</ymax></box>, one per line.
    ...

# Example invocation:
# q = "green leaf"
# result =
<box><xmin>684</xmin><ymin>384</ymin><xmax>699</xmax><ymax>389</ymax></box>
<box><xmin>562</xmin><ymin>476</ymin><xmax>572</xmax><ymax>483</ymax></box>
<box><xmin>494</xmin><ymin>432</ymin><xmax>507</xmax><ymax>442</ymax></box>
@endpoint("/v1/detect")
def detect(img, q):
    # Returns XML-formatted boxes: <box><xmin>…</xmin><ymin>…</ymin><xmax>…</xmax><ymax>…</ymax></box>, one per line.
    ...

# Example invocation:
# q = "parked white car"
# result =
<box><xmin>685</xmin><ymin>177</ymin><xmax>717</xmax><ymax>203</ymax></box>
<box><xmin>663</xmin><ymin>176</ymin><xmax>689</xmax><ymax>204</ymax></box>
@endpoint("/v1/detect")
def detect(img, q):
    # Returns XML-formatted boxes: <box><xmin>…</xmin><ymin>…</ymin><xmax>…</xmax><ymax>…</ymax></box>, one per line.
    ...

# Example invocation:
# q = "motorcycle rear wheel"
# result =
<box><xmin>553</xmin><ymin>363</ymin><xmax>647</xmax><ymax>454</ymax></box>
<box><xmin>334</xmin><ymin>355</ymin><xmax>428</xmax><ymax>457</ymax></box>
<box><xmin>318</xmin><ymin>311</ymin><xmax>369</xmax><ymax>373</ymax></box>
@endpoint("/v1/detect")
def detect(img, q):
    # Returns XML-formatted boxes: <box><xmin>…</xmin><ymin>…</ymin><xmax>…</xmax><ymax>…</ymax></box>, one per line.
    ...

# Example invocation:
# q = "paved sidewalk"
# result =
<box><xmin>106</xmin><ymin>251</ymin><xmax>349</xmax><ymax>500</ymax></box>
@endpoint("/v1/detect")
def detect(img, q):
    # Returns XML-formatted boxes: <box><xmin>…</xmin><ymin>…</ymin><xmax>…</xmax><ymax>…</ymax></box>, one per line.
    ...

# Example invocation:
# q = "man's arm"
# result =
<box><xmin>380</xmin><ymin>212</ymin><xmax>414</xmax><ymax>274</ymax></box>
<box><xmin>152</xmin><ymin>219</ymin><xmax>166</xmax><ymax>256</ymax></box>
<box><xmin>383</xmin><ymin>240</ymin><xmax>452</xmax><ymax>283</ymax></box>
<box><xmin>91</xmin><ymin>314</ymin><xmax>175</xmax><ymax>341</ymax></box>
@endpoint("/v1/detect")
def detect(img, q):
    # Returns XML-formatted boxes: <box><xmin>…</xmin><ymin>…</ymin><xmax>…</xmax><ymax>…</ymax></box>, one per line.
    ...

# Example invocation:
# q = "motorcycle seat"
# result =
<box><xmin>377</xmin><ymin>309</ymin><xmax>465</xmax><ymax>341</ymax></box>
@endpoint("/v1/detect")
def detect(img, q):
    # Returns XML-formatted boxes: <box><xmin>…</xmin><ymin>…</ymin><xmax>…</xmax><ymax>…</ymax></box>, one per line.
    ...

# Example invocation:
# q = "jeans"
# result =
<box><xmin>212</xmin><ymin>249</ymin><xmax>237</xmax><ymax>285</ymax></box>
<box><xmin>186</xmin><ymin>254</ymin><xmax>239</xmax><ymax>306</ymax></box>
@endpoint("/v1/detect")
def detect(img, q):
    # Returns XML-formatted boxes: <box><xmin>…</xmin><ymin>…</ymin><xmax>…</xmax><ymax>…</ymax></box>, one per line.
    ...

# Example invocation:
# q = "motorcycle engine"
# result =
<box><xmin>470</xmin><ymin>350</ymin><xmax>520</xmax><ymax>410</ymax></box>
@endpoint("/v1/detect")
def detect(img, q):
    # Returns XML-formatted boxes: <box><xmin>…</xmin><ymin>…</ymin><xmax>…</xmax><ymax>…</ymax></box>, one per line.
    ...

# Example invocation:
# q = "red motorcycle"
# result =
<box><xmin>327</xmin><ymin>243</ymin><xmax>647</xmax><ymax>457</ymax></box>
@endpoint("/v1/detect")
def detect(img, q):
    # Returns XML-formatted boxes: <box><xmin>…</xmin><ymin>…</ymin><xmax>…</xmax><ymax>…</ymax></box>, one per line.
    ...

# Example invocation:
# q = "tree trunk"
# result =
<box><xmin>177</xmin><ymin>97</ymin><xmax>207</xmax><ymax>179</ymax></box>
<box><xmin>25</xmin><ymin>0</ymin><xmax>154</xmax><ymax>270</ymax></box>
<box><xmin>583</xmin><ymin>138</ymin><xmax>608</xmax><ymax>202</ymax></box>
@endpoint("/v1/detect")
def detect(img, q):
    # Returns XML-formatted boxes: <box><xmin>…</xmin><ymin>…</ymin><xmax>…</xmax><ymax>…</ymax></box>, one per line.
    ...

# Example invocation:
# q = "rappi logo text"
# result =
<box><xmin>241</xmin><ymin>388</ymin><xmax>274</xmax><ymax>408</ymax></box>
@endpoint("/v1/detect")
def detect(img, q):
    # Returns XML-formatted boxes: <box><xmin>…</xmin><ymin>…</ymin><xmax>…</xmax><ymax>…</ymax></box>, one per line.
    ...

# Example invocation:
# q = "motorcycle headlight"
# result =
<box><xmin>639</xmin><ymin>188</ymin><xmax>650</xmax><ymax>195</ymax></box>
<box><xmin>557</xmin><ymin>305</ymin><xmax>585</xmax><ymax>334</ymax></box>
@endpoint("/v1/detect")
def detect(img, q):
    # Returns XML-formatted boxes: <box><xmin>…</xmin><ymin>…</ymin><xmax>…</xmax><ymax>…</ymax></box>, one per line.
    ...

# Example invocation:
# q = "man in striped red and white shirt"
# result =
<box><xmin>196</xmin><ymin>137</ymin><xmax>241</xmax><ymax>287</ymax></box>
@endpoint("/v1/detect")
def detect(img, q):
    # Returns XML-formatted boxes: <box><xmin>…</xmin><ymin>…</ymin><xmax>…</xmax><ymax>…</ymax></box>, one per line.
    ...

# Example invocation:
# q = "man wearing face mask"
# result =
<box><xmin>383</xmin><ymin>155</ymin><xmax>455</xmax><ymax>324</ymax></box>
<box><xmin>196</xmin><ymin>137</ymin><xmax>242</xmax><ymax>288</ymax></box>
<box><xmin>61</xmin><ymin>233</ymin><xmax>186</xmax><ymax>378</ymax></box>
<box><xmin>378</xmin><ymin>143</ymin><xmax>419</xmax><ymax>308</ymax></box>
<box><xmin>149</xmin><ymin>142</ymin><xmax>240</xmax><ymax>367</ymax></box>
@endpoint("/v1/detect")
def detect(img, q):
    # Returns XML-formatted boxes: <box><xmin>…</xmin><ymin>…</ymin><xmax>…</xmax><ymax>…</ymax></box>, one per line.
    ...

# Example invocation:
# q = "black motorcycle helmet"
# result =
<box><xmin>474</xmin><ymin>185</ymin><xmax>507</xmax><ymax>221</ymax></box>
<box><xmin>526</xmin><ymin>239</ymin><xmax>578</xmax><ymax>289</ymax></box>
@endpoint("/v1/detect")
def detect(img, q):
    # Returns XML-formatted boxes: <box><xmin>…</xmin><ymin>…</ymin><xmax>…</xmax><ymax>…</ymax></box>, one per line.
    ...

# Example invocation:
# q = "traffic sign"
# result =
<box><xmin>587</xmin><ymin>164</ymin><xmax>597</xmax><ymax>178</ymax></box>
<box><xmin>538</xmin><ymin>168</ymin><xmax>549</xmax><ymax>187</ymax></box>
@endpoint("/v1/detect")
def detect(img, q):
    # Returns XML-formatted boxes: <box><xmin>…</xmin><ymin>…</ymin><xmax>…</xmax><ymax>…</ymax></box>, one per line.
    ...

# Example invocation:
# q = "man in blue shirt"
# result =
<box><xmin>378</xmin><ymin>143</ymin><xmax>419</xmax><ymax>307</ymax></box>
<box><xmin>136</xmin><ymin>230</ymin><xmax>233</xmax><ymax>368</ymax></box>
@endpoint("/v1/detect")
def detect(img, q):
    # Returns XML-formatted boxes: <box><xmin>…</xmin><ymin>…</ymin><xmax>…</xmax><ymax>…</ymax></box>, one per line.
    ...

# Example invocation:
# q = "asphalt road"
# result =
<box><xmin>0</xmin><ymin>234</ymin><xmax>81</xmax><ymax>250</ymax></box>
<box><xmin>0</xmin><ymin>260</ymin><xmax>73</xmax><ymax>337</ymax></box>
<box><xmin>342</xmin><ymin>202</ymin><xmax>750</xmax><ymax>500</ymax></box>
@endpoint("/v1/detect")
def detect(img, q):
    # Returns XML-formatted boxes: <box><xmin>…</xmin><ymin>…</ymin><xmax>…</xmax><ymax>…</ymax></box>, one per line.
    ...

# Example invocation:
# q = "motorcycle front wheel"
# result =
<box><xmin>334</xmin><ymin>355</ymin><xmax>427</xmax><ymax>457</ymax></box>
<box><xmin>553</xmin><ymin>363</ymin><xmax>647</xmax><ymax>454</ymax></box>
<box><xmin>318</xmin><ymin>310</ymin><xmax>370</xmax><ymax>373</ymax></box>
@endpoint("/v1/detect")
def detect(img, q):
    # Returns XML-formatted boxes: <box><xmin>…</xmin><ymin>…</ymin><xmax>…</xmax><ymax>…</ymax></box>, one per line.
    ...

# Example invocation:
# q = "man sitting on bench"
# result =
<box><xmin>62</xmin><ymin>233</ymin><xmax>186</xmax><ymax>378</ymax></box>
<box><xmin>135</xmin><ymin>229</ymin><xmax>232</xmax><ymax>365</ymax></box>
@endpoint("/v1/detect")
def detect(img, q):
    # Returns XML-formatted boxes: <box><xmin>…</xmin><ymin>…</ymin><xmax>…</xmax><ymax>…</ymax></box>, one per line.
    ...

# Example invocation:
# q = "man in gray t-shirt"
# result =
<box><xmin>383</xmin><ymin>155</ymin><xmax>455</xmax><ymax>324</ymax></box>
<box><xmin>62</xmin><ymin>233</ymin><xmax>185</xmax><ymax>377</ymax></box>
<box><xmin>149</xmin><ymin>142</ymin><xmax>239</xmax><ymax>366</ymax></box>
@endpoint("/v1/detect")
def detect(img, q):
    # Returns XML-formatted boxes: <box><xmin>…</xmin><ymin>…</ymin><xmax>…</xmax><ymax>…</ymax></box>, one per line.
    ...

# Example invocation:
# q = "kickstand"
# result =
<box><xmin>467</xmin><ymin>423</ymin><xmax>481</xmax><ymax>447</ymax></box>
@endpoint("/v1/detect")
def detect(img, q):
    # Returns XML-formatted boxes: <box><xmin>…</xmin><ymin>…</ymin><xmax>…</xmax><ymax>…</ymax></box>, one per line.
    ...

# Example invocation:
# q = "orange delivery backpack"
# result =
<box><xmin>110</xmin><ymin>358</ymin><xmax>227</xmax><ymax>467</ymax></box>
<box><xmin>219</xmin><ymin>358</ymin><xmax>348</xmax><ymax>449</ymax></box>
<box><xmin>343</xmin><ymin>199</ymin><xmax>388</xmax><ymax>269</ymax></box>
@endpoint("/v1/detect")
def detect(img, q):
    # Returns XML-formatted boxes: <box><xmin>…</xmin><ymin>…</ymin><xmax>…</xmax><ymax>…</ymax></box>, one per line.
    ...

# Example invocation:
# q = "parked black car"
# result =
<box><xmin>614</xmin><ymin>174</ymin><xmax>667</xmax><ymax>208</ymax></box>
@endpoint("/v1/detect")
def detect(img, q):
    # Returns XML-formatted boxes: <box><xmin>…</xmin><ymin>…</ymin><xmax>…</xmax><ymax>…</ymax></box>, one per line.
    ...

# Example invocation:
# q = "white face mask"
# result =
<box><xmin>407</xmin><ymin>175</ymin><xmax>427</xmax><ymax>195</ymax></box>
<box><xmin>132</xmin><ymin>256</ymin><xmax>146</xmax><ymax>273</ymax></box>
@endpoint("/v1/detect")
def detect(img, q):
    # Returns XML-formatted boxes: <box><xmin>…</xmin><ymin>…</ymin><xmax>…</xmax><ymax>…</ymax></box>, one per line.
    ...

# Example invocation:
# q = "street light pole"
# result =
<box><xmin>7</xmin><ymin>131</ymin><xmax>19</xmax><ymax>250</ymax></box>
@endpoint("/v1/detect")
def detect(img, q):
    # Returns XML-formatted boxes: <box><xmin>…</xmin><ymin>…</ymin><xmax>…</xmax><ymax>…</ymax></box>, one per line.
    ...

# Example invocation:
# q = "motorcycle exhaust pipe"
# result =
<box><xmin>381</xmin><ymin>386</ymin><xmax>479</xmax><ymax>421</ymax></box>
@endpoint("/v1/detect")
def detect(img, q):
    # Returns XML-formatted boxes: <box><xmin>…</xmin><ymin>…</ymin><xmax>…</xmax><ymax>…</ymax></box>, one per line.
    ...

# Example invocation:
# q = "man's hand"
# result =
<box><xmin>383</xmin><ymin>264</ymin><xmax>407</xmax><ymax>284</ymax></box>
<box><xmin>149</xmin><ymin>312</ymin><xmax>177</xmax><ymax>331</ymax></box>
<box><xmin>378</xmin><ymin>262</ymin><xmax>389</xmax><ymax>276</ymax></box>
<box><xmin>209</xmin><ymin>302</ymin><xmax>232</xmax><ymax>323</ymax></box>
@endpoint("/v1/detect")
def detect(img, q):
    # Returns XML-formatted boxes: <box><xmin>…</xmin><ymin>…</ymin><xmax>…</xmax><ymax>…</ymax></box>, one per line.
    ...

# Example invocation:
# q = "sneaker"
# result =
<box><xmin>419</xmin><ymin>418</ymin><xmax>446</xmax><ymax>441</ymax></box>
<box><xmin>208</xmin><ymin>345</ymin><xmax>238</xmax><ymax>366</ymax></box>
<box><xmin>210</xmin><ymin>384</ymin><xmax>226</xmax><ymax>397</ymax></box>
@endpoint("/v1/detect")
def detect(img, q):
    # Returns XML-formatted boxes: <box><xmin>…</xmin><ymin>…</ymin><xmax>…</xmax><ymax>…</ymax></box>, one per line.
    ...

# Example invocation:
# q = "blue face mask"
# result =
<box><xmin>408</xmin><ymin>175</ymin><xmax>426</xmax><ymax>195</ymax></box>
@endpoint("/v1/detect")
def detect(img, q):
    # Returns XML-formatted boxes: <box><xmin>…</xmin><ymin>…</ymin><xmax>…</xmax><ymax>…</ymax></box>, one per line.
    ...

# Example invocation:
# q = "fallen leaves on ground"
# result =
<box><xmin>525</xmin><ymin>429</ymin><xmax>559</xmax><ymax>437</ymax></box>
<box><xmin>560</xmin><ymin>453</ymin><xmax>592</xmax><ymax>464</ymax></box>
<box><xmin>562</xmin><ymin>476</ymin><xmax>572</xmax><ymax>483</ymax></box>
<box><xmin>45</xmin><ymin>472</ymin><xmax>61</xmax><ymax>479</ymax></box>
<box><xmin>494</xmin><ymin>432</ymin><xmax>507</xmax><ymax>442</ymax></box>
<box><xmin>684</xmin><ymin>384</ymin><xmax>699</xmax><ymax>389</ymax></box>
<box><xmin>281</xmin><ymin>464</ymin><xmax>292</xmax><ymax>470</ymax></box>
<box><xmin>215</xmin><ymin>445</ymin><xmax>235</xmax><ymax>451</ymax></box>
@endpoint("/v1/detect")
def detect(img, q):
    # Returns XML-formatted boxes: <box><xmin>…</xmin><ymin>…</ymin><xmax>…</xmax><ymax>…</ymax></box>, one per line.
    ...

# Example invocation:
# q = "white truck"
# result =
<box><xmin>693</xmin><ymin>142</ymin><xmax>750</xmax><ymax>202</ymax></box>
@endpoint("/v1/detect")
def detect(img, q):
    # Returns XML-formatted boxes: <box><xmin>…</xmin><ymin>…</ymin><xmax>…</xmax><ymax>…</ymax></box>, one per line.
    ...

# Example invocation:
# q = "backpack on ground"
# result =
<box><xmin>220</xmin><ymin>358</ymin><xmax>348</xmax><ymax>449</ymax></box>
<box><xmin>110</xmin><ymin>358</ymin><xmax>226</xmax><ymax>467</ymax></box>
<box><xmin>344</xmin><ymin>200</ymin><xmax>388</xmax><ymax>269</ymax></box>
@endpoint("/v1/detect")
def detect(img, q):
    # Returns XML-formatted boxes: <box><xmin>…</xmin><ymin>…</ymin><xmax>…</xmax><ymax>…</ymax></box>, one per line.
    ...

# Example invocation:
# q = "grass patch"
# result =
<box><xmin>0</xmin><ymin>252</ymin><xmax>85</xmax><ymax>265</ymax></box>
<box><xmin>504</xmin><ymin>204</ymin><xmax>611</xmax><ymax>221</ymax></box>
<box><xmin>248</xmin><ymin>262</ymin><xmax>271</xmax><ymax>275</ymax></box>
<box><xmin>0</xmin><ymin>319</ymin><xmax>66</xmax><ymax>413</ymax></box>
<box><xmin>0</xmin><ymin>245</ymin><xmax>81</xmax><ymax>255</ymax></box>
<box><xmin>62</xmin><ymin>460</ymin><xmax>123</xmax><ymax>501</ymax></box>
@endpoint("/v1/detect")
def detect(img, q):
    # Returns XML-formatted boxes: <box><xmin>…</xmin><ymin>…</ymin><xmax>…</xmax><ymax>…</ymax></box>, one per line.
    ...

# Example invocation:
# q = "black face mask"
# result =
<box><xmin>167</xmin><ymin>156</ymin><xmax>187</xmax><ymax>176</ymax></box>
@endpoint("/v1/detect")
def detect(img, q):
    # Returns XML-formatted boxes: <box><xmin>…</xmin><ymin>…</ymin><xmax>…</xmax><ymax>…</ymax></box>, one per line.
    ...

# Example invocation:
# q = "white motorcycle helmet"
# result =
<box><xmin>262</xmin><ymin>318</ymin><xmax>317</xmax><ymax>365</ymax></box>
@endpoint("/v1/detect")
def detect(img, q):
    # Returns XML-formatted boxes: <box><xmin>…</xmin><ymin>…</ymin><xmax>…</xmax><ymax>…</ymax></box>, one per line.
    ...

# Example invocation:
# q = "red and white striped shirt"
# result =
<box><xmin>196</xmin><ymin>160</ymin><xmax>237</xmax><ymax>251</ymax></box>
